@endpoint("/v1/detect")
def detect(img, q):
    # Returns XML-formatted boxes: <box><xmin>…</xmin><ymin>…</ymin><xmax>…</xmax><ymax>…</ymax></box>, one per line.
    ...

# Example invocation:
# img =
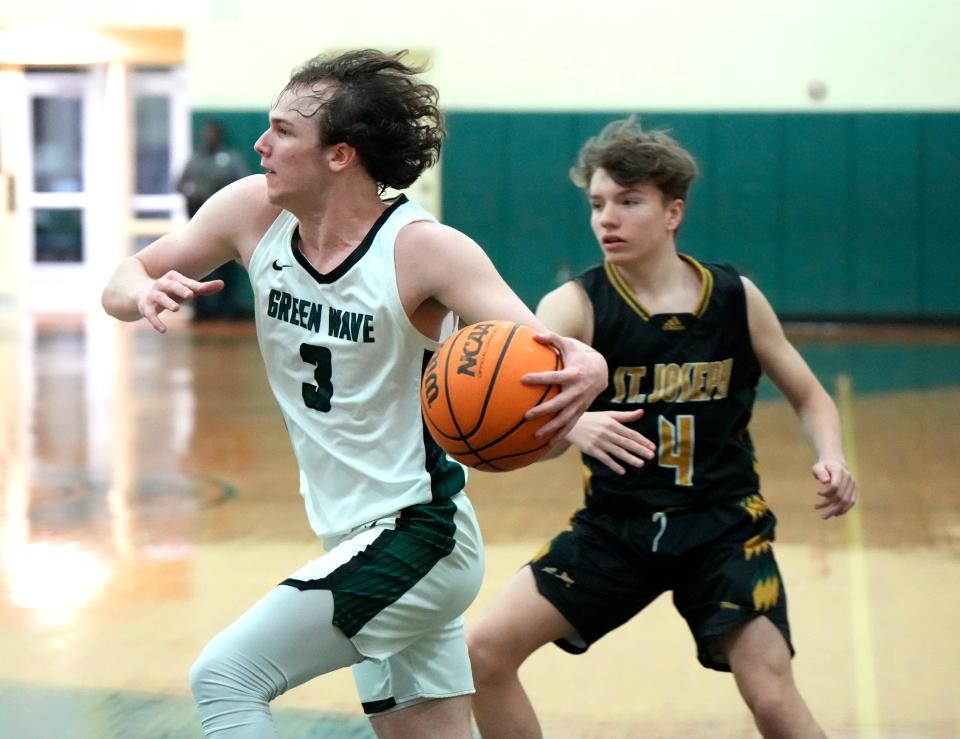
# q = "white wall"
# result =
<box><xmin>3</xmin><ymin>0</ymin><xmax>959</xmax><ymax>110</ymax></box>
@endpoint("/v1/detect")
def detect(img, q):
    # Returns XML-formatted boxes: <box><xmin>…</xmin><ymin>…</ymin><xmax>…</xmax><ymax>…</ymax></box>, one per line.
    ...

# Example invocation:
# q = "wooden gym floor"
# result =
<box><xmin>1</xmin><ymin>310</ymin><xmax>958</xmax><ymax>738</ymax></box>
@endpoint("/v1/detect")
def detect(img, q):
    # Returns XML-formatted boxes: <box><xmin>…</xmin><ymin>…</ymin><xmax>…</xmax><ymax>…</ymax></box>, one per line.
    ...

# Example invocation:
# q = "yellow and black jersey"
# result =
<box><xmin>577</xmin><ymin>255</ymin><xmax>762</xmax><ymax>512</ymax></box>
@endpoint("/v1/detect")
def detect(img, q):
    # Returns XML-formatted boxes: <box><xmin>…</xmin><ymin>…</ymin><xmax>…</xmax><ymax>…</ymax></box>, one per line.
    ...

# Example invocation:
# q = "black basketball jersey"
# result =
<box><xmin>576</xmin><ymin>255</ymin><xmax>762</xmax><ymax>512</ymax></box>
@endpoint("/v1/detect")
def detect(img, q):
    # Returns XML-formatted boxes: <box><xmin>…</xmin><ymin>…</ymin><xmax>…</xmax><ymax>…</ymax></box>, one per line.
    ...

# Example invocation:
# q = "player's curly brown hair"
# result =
<box><xmin>570</xmin><ymin>116</ymin><xmax>699</xmax><ymax>202</ymax></box>
<box><xmin>281</xmin><ymin>49</ymin><xmax>444</xmax><ymax>192</ymax></box>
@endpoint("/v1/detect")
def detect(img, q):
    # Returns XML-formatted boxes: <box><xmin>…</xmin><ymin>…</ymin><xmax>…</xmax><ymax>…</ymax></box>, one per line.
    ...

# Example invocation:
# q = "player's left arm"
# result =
<box><xmin>396</xmin><ymin>222</ymin><xmax>607</xmax><ymax>442</ymax></box>
<box><xmin>743</xmin><ymin>277</ymin><xmax>858</xmax><ymax>519</ymax></box>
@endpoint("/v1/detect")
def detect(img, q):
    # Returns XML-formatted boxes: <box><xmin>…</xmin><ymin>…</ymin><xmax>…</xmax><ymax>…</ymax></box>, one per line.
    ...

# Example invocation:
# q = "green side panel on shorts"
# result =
<box><xmin>422</xmin><ymin>428</ymin><xmax>466</xmax><ymax>502</ymax></box>
<box><xmin>333</xmin><ymin>499</ymin><xmax>459</xmax><ymax>638</ymax></box>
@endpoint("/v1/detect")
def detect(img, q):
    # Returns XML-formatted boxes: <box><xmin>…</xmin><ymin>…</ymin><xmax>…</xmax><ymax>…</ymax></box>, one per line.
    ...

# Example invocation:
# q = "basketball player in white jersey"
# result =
<box><xmin>101</xmin><ymin>50</ymin><xmax>607</xmax><ymax>738</ymax></box>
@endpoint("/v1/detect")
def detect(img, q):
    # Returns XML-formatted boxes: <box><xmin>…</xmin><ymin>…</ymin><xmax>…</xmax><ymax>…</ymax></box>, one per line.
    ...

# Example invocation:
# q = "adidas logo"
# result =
<box><xmin>663</xmin><ymin>316</ymin><xmax>686</xmax><ymax>331</ymax></box>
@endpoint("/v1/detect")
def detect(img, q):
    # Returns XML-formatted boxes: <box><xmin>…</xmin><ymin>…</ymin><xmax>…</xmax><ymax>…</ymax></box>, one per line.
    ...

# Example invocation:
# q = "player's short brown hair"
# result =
<box><xmin>570</xmin><ymin>117</ymin><xmax>699</xmax><ymax>202</ymax></box>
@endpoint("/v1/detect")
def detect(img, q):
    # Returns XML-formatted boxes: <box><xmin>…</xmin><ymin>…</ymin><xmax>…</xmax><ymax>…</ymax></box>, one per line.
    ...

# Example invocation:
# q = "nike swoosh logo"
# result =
<box><xmin>272</xmin><ymin>259</ymin><xmax>292</xmax><ymax>271</ymax></box>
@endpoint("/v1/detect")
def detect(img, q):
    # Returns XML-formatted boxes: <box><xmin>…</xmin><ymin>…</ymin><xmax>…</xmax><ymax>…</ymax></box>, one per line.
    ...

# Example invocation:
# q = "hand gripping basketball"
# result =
<box><xmin>420</xmin><ymin>320</ymin><xmax>562</xmax><ymax>471</ymax></box>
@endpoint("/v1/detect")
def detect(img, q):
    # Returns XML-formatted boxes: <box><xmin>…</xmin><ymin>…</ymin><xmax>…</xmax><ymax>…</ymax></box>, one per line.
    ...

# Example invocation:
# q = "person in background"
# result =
<box><xmin>177</xmin><ymin>120</ymin><xmax>249</xmax><ymax>218</ymax></box>
<box><xmin>176</xmin><ymin>120</ymin><xmax>250</xmax><ymax>319</ymax></box>
<box><xmin>468</xmin><ymin>117</ymin><xmax>858</xmax><ymax>739</ymax></box>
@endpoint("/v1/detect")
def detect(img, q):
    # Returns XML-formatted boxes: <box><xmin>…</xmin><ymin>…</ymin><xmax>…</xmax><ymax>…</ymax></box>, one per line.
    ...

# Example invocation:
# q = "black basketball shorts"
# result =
<box><xmin>529</xmin><ymin>494</ymin><xmax>794</xmax><ymax>671</ymax></box>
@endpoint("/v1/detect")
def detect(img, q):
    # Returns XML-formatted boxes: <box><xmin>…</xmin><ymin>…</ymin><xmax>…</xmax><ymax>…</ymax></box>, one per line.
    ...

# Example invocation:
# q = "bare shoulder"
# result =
<box><xmin>394</xmin><ymin>220</ymin><xmax>488</xmax><ymax>284</ymax></box>
<box><xmin>393</xmin><ymin>219</ymin><xmax>526</xmax><ymax>324</ymax></box>
<box><xmin>740</xmin><ymin>275</ymin><xmax>775</xmax><ymax>316</ymax></box>
<box><xmin>740</xmin><ymin>274</ymin><xmax>762</xmax><ymax>297</ymax></box>
<box><xmin>541</xmin><ymin>279</ymin><xmax>590</xmax><ymax>307</ymax></box>
<box><xmin>201</xmin><ymin>174</ymin><xmax>271</xmax><ymax>211</ymax></box>
<box><xmin>203</xmin><ymin>175</ymin><xmax>282</xmax><ymax>254</ymax></box>
<box><xmin>395</xmin><ymin>219</ymin><xmax>477</xmax><ymax>254</ymax></box>
<box><xmin>136</xmin><ymin>175</ymin><xmax>280</xmax><ymax>278</ymax></box>
<box><xmin>740</xmin><ymin>274</ymin><xmax>787</xmax><ymax>351</ymax></box>
<box><xmin>539</xmin><ymin>281</ymin><xmax>591</xmax><ymax>316</ymax></box>
<box><xmin>394</xmin><ymin>221</ymin><xmax>489</xmax><ymax>305</ymax></box>
<box><xmin>537</xmin><ymin>280</ymin><xmax>593</xmax><ymax>343</ymax></box>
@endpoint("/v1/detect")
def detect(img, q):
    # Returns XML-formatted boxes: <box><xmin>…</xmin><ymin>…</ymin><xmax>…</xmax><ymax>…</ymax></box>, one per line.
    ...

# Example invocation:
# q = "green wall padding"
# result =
<box><xmin>921</xmin><ymin>116</ymin><xmax>960</xmax><ymax>314</ymax></box>
<box><xmin>757</xmin><ymin>342</ymin><xmax>960</xmax><ymax>400</ymax></box>
<box><xmin>443</xmin><ymin>111</ymin><xmax>960</xmax><ymax>320</ymax></box>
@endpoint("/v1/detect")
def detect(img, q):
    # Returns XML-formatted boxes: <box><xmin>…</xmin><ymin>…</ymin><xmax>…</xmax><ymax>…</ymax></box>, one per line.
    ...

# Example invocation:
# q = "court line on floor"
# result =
<box><xmin>836</xmin><ymin>373</ymin><xmax>879</xmax><ymax>739</ymax></box>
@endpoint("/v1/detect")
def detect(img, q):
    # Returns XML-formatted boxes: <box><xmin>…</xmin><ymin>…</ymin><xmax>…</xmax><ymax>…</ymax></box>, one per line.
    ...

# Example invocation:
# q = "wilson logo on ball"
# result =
<box><xmin>422</xmin><ymin>353</ymin><xmax>441</xmax><ymax>408</ymax></box>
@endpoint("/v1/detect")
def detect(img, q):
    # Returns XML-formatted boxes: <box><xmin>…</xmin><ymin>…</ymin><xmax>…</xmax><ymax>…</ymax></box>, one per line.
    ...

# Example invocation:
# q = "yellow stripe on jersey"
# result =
<box><xmin>604</xmin><ymin>260</ymin><xmax>651</xmax><ymax>320</ymax></box>
<box><xmin>603</xmin><ymin>254</ymin><xmax>715</xmax><ymax>321</ymax></box>
<box><xmin>678</xmin><ymin>254</ymin><xmax>715</xmax><ymax>318</ymax></box>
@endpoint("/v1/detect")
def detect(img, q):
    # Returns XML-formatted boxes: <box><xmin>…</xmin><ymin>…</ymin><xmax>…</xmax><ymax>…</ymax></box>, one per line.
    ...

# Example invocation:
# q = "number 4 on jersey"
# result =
<box><xmin>658</xmin><ymin>415</ymin><xmax>694</xmax><ymax>486</ymax></box>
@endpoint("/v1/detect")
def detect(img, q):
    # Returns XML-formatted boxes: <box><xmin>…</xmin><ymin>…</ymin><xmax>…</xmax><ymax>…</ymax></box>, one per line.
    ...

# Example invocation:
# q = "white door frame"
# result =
<box><xmin>12</xmin><ymin>64</ymin><xmax>189</xmax><ymax>312</ymax></box>
<box><xmin>19</xmin><ymin>69</ymin><xmax>101</xmax><ymax>313</ymax></box>
<box><xmin>130</xmin><ymin>66</ymin><xmax>190</xmax><ymax>231</ymax></box>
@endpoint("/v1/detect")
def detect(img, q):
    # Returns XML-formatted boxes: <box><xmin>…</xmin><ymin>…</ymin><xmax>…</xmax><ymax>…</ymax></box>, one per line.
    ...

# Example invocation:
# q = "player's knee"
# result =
<box><xmin>467</xmin><ymin>629</ymin><xmax>515</xmax><ymax>685</ymax></box>
<box><xmin>752</xmin><ymin>693</ymin><xmax>806</xmax><ymax>736</ymax></box>
<box><xmin>741</xmin><ymin>676</ymin><xmax>798</xmax><ymax>726</ymax></box>
<box><xmin>188</xmin><ymin>646</ymin><xmax>226</xmax><ymax>701</ymax></box>
<box><xmin>189</xmin><ymin>643</ymin><xmax>281</xmax><ymax>704</ymax></box>
<box><xmin>189</xmin><ymin>645</ymin><xmax>281</xmax><ymax>734</ymax></box>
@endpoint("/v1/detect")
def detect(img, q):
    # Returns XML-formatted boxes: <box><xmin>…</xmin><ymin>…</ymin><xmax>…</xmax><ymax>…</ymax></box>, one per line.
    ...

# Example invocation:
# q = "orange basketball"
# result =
<box><xmin>420</xmin><ymin>320</ymin><xmax>563</xmax><ymax>472</ymax></box>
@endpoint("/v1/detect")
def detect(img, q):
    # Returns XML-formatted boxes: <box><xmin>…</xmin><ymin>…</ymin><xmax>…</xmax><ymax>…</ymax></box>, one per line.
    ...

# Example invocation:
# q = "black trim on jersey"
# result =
<box><xmin>604</xmin><ymin>254</ymin><xmax>714</xmax><ymax>321</ymax></box>
<box><xmin>290</xmin><ymin>194</ymin><xmax>408</xmax><ymax>284</ymax></box>
<box><xmin>421</xmin><ymin>350</ymin><xmax>467</xmax><ymax>500</ymax></box>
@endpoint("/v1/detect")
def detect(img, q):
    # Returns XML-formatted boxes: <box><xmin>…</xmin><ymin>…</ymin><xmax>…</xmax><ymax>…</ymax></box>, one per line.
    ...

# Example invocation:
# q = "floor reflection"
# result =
<box><xmin>1</xmin><ymin>312</ymin><xmax>958</xmax><ymax>738</ymax></box>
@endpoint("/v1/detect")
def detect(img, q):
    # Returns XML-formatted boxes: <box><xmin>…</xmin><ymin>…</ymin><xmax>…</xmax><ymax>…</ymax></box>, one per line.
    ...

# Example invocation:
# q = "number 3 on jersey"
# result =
<box><xmin>658</xmin><ymin>415</ymin><xmax>694</xmax><ymax>486</ymax></box>
<box><xmin>300</xmin><ymin>343</ymin><xmax>333</xmax><ymax>412</ymax></box>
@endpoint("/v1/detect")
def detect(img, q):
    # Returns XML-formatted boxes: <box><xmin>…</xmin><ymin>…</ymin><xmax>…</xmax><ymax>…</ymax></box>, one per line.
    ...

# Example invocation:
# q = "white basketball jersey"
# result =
<box><xmin>248</xmin><ymin>195</ymin><xmax>466</xmax><ymax>540</ymax></box>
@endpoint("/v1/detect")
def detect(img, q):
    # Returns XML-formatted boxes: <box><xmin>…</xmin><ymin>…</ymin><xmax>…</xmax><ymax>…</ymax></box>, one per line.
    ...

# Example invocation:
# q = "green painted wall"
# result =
<box><xmin>443</xmin><ymin>112</ymin><xmax>960</xmax><ymax>319</ymax></box>
<box><xmin>194</xmin><ymin>111</ymin><xmax>960</xmax><ymax>321</ymax></box>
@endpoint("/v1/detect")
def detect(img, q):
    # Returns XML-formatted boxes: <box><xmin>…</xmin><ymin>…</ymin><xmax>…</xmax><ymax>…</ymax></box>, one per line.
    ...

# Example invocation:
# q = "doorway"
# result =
<box><xmin>19</xmin><ymin>71</ymin><xmax>100</xmax><ymax>310</ymax></box>
<box><xmin>13</xmin><ymin>66</ymin><xmax>187</xmax><ymax>312</ymax></box>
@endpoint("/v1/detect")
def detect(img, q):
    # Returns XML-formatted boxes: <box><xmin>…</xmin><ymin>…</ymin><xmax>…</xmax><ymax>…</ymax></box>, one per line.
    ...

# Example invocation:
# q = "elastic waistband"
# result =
<box><xmin>584</xmin><ymin>494</ymin><xmax>755</xmax><ymax>517</ymax></box>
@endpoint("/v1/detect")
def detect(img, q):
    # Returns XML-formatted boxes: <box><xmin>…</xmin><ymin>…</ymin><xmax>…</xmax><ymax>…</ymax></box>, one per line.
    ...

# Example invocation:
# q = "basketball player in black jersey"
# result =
<box><xmin>468</xmin><ymin>118</ymin><xmax>858</xmax><ymax>738</ymax></box>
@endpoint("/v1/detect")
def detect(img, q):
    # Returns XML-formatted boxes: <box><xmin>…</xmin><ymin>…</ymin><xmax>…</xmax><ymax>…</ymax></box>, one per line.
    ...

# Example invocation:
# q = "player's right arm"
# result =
<box><xmin>397</xmin><ymin>223</ymin><xmax>608</xmax><ymax>443</ymax></box>
<box><xmin>101</xmin><ymin>175</ymin><xmax>277</xmax><ymax>333</ymax></box>
<box><xmin>536</xmin><ymin>282</ymin><xmax>656</xmax><ymax>472</ymax></box>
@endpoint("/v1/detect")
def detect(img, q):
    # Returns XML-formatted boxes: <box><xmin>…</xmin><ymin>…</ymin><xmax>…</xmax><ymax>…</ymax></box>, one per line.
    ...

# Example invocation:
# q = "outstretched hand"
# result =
<box><xmin>521</xmin><ymin>331</ymin><xmax>608</xmax><ymax>443</ymax></box>
<box><xmin>568</xmin><ymin>408</ymin><xmax>656</xmax><ymax>474</ymax></box>
<box><xmin>812</xmin><ymin>460</ymin><xmax>858</xmax><ymax>519</ymax></box>
<box><xmin>138</xmin><ymin>270</ymin><xmax>225</xmax><ymax>333</ymax></box>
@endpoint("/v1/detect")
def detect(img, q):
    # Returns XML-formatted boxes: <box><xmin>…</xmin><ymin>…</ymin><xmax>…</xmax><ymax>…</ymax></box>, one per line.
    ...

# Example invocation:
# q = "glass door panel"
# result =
<box><xmin>32</xmin><ymin>96</ymin><xmax>84</xmax><ymax>194</ymax></box>
<box><xmin>21</xmin><ymin>69</ymin><xmax>95</xmax><ymax>310</ymax></box>
<box><xmin>130</xmin><ymin>67</ymin><xmax>188</xmax><ymax>243</ymax></box>
<box><xmin>34</xmin><ymin>208</ymin><xmax>84</xmax><ymax>262</ymax></box>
